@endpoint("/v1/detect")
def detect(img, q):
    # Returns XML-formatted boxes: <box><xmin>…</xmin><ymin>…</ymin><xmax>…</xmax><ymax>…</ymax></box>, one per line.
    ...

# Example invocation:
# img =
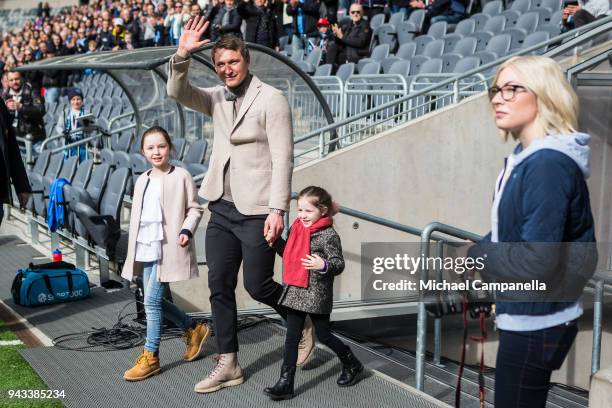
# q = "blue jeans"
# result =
<box><xmin>142</xmin><ymin>261</ymin><xmax>193</xmax><ymax>353</ymax></box>
<box><xmin>494</xmin><ymin>320</ymin><xmax>578</xmax><ymax>408</ymax></box>
<box><xmin>44</xmin><ymin>87</ymin><xmax>60</xmax><ymax>104</ymax></box>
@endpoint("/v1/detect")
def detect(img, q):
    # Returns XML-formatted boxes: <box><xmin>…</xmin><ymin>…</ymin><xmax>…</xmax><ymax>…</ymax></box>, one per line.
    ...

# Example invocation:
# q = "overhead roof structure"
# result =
<box><xmin>16</xmin><ymin>44</ymin><xmax>334</xmax><ymax>142</ymax></box>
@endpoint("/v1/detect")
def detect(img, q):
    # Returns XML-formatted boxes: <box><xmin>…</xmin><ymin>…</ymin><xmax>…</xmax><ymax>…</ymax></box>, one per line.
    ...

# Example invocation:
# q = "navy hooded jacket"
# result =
<box><xmin>469</xmin><ymin>133</ymin><xmax>597</xmax><ymax>317</ymax></box>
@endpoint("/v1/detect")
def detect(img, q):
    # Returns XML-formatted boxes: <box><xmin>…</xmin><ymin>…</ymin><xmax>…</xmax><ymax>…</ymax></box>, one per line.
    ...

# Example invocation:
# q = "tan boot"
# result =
<box><xmin>194</xmin><ymin>353</ymin><xmax>244</xmax><ymax>393</ymax></box>
<box><xmin>123</xmin><ymin>350</ymin><xmax>161</xmax><ymax>381</ymax></box>
<box><xmin>183</xmin><ymin>322</ymin><xmax>211</xmax><ymax>362</ymax></box>
<box><xmin>296</xmin><ymin>316</ymin><xmax>315</xmax><ymax>367</ymax></box>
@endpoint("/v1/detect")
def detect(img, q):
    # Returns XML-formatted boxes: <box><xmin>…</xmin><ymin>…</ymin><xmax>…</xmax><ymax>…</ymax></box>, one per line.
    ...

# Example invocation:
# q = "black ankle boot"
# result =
<box><xmin>337</xmin><ymin>348</ymin><xmax>363</xmax><ymax>387</ymax></box>
<box><xmin>264</xmin><ymin>364</ymin><xmax>296</xmax><ymax>400</ymax></box>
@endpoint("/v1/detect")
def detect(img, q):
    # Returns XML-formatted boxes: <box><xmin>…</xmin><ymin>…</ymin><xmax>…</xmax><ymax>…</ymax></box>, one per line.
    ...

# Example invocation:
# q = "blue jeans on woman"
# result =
<box><xmin>142</xmin><ymin>261</ymin><xmax>193</xmax><ymax>353</ymax></box>
<box><xmin>494</xmin><ymin>320</ymin><xmax>578</xmax><ymax>408</ymax></box>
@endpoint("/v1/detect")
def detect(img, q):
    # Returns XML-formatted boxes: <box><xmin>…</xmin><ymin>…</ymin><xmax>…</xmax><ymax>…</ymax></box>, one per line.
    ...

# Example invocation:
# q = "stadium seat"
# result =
<box><xmin>389</xmin><ymin>11</ymin><xmax>406</xmax><ymax>27</ymax></box>
<box><xmin>396</xmin><ymin>42</ymin><xmax>418</xmax><ymax>59</ymax></box>
<box><xmin>375</xmin><ymin>24</ymin><xmax>398</xmax><ymax>51</ymax></box>
<box><xmin>388</xmin><ymin>60</ymin><xmax>411</xmax><ymax>77</ymax></box>
<box><xmin>474</xmin><ymin>33</ymin><xmax>512</xmax><ymax>64</ymax></box>
<box><xmin>397</xmin><ymin>21</ymin><xmax>417</xmax><ymax>45</ymax></box>
<box><xmin>336</xmin><ymin>63</ymin><xmax>356</xmax><ymax>82</ymax></box>
<box><xmin>382</xmin><ymin>56</ymin><xmax>402</xmax><ymax>73</ymax></box>
<box><xmin>369</xmin><ymin>13</ymin><xmax>386</xmax><ymax>31</ymax></box>
<box><xmin>520</xmin><ymin>30</ymin><xmax>551</xmax><ymax>53</ymax></box>
<box><xmin>427</xmin><ymin>21</ymin><xmax>448</xmax><ymax>39</ymax></box>
<box><xmin>314</xmin><ymin>64</ymin><xmax>333</xmax><ymax>76</ymax></box>
<box><xmin>407</xmin><ymin>9</ymin><xmax>427</xmax><ymax>33</ymax></box>
<box><xmin>74</xmin><ymin>168</ymin><xmax>129</xmax><ymax>256</ymax></box>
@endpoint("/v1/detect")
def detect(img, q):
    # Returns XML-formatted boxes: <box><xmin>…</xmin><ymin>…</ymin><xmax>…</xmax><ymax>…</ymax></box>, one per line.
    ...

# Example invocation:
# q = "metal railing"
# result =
<box><xmin>293</xmin><ymin>15</ymin><xmax>612</xmax><ymax>165</ymax></box>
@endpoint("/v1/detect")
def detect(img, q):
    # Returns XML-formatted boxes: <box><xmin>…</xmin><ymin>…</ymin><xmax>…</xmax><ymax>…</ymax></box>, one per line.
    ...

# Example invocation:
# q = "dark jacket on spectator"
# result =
<box><xmin>210</xmin><ymin>5</ymin><xmax>243</xmax><ymax>41</ymax></box>
<box><xmin>286</xmin><ymin>0</ymin><xmax>321</xmax><ymax>37</ymax></box>
<box><xmin>1</xmin><ymin>82</ymin><xmax>46</xmax><ymax>144</ymax></box>
<box><xmin>96</xmin><ymin>28</ymin><xmax>115</xmax><ymax>51</ymax></box>
<box><xmin>125</xmin><ymin>17</ymin><xmax>141</xmax><ymax>47</ymax></box>
<box><xmin>240</xmin><ymin>2</ymin><xmax>279</xmax><ymax>48</ymax></box>
<box><xmin>335</xmin><ymin>18</ymin><xmax>372</xmax><ymax>61</ymax></box>
<box><xmin>0</xmin><ymin>100</ymin><xmax>30</xmax><ymax>205</ymax></box>
<box><xmin>428</xmin><ymin>0</ymin><xmax>467</xmax><ymax>17</ymax></box>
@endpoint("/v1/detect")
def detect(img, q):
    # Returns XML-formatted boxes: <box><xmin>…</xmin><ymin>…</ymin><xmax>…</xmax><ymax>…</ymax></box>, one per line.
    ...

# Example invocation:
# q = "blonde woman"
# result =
<box><xmin>468</xmin><ymin>56</ymin><xmax>597</xmax><ymax>407</ymax></box>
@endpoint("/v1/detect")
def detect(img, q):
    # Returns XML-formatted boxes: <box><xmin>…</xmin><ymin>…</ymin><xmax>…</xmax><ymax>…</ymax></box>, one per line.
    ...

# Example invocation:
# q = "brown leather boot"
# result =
<box><xmin>123</xmin><ymin>350</ymin><xmax>160</xmax><ymax>381</ymax></box>
<box><xmin>194</xmin><ymin>353</ymin><xmax>244</xmax><ymax>393</ymax></box>
<box><xmin>183</xmin><ymin>322</ymin><xmax>210</xmax><ymax>362</ymax></box>
<box><xmin>296</xmin><ymin>317</ymin><xmax>315</xmax><ymax>367</ymax></box>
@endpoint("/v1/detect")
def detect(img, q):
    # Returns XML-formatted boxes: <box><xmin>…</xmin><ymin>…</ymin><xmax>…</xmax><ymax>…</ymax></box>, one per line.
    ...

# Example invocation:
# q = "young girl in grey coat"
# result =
<box><xmin>263</xmin><ymin>186</ymin><xmax>363</xmax><ymax>400</ymax></box>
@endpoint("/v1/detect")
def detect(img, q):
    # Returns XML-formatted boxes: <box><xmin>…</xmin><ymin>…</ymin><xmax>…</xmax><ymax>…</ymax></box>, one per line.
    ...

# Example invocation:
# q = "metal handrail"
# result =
<box><xmin>294</xmin><ymin>15</ymin><xmax>612</xmax><ymax>147</ymax></box>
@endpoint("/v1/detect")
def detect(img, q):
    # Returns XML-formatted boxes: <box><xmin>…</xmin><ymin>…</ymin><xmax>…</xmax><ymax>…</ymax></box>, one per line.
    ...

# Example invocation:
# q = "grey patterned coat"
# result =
<box><xmin>276</xmin><ymin>226</ymin><xmax>345</xmax><ymax>314</ymax></box>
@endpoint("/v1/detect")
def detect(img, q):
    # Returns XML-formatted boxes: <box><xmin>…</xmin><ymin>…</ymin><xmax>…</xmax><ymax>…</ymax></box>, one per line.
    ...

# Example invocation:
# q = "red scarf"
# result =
<box><xmin>282</xmin><ymin>217</ymin><xmax>333</xmax><ymax>288</ymax></box>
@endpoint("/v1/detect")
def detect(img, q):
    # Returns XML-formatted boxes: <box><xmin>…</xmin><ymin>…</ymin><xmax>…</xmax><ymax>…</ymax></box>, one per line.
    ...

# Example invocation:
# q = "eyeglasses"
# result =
<box><xmin>488</xmin><ymin>84</ymin><xmax>528</xmax><ymax>101</ymax></box>
<box><xmin>350</xmin><ymin>10</ymin><xmax>362</xmax><ymax>15</ymax></box>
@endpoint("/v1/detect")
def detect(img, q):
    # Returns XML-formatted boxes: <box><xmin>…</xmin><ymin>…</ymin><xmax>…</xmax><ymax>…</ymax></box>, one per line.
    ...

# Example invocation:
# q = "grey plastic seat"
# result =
<box><xmin>70</xmin><ymin>159</ymin><xmax>94</xmax><ymax>190</ymax></box>
<box><xmin>382</xmin><ymin>56</ymin><xmax>402</xmax><ymax>73</ymax></box>
<box><xmin>397</xmin><ymin>42</ymin><xmax>418</xmax><ymax>59</ymax></box>
<box><xmin>69</xmin><ymin>162</ymin><xmax>112</xmax><ymax>233</ymax></box>
<box><xmin>336</xmin><ymin>63</ymin><xmax>355</xmax><ymax>82</ymax></box>
<box><xmin>505</xmin><ymin>12</ymin><xmax>540</xmax><ymax>49</ymax></box>
<box><xmin>510</xmin><ymin>0</ymin><xmax>532</xmax><ymax>14</ymax></box>
<box><xmin>172</xmin><ymin>138</ymin><xmax>187</xmax><ymax>160</ymax></box>
<box><xmin>114</xmin><ymin>151</ymin><xmax>131</xmax><ymax>170</ymax></box>
<box><xmin>130</xmin><ymin>134</ymin><xmax>143</xmax><ymax>154</ymax></box>
<box><xmin>408</xmin><ymin>55</ymin><xmax>431</xmax><ymax>75</ymax></box>
<box><xmin>389</xmin><ymin>11</ymin><xmax>406</xmax><ymax>27</ymax></box>
<box><xmin>421</xmin><ymin>39</ymin><xmax>446</xmax><ymax>58</ymax></box>
<box><xmin>427</xmin><ymin>21</ymin><xmax>448</xmax><ymax>39</ymax></box>
<box><xmin>418</xmin><ymin>58</ymin><xmax>444</xmax><ymax>74</ymax></box>
<box><xmin>397</xmin><ymin>21</ymin><xmax>417</xmax><ymax>45</ymax></box>
<box><xmin>470</xmin><ymin>15</ymin><xmax>507</xmax><ymax>51</ymax></box>
<box><xmin>501</xmin><ymin>10</ymin><xmax>521</xmax><ymax>27</ymax></box>
<box><xmin>388</xmin><ymin>60</ymin><xmax>411</xmax><ymax>77</ymax></box>
<box><xmin>368</xmin><ymin>13</ymin><xmax>386</xmax><ymax>31</ymax></box>
<box><xmin>296</xmin><ymin>60</ymin><xmax>312</xmax><ymax>73</ymax></box>
<box><xmin>452</xmin><ymin>56</ymin><xmax>481</xmax><ymax>73</ymax></box>
<box><xmin>38</xmin><ymin>155</ymin><xmax>78</xmax><ymax>219</ymax></box>
<box><xmin>375</xmin><ymin>24</ymin><xmax>398</xmax><ymax>51</ymax></box>
<box><xmin>520</xmin><ymin>30</ymin><xmax>550</xmax><ymax>53</ymax></box>
<box><xmin>30</xmin><ymin>152</ymin><xmax>64</xmax><ymax>216</ymax></box>
<box><xmin>60</xmin><ymin>159</ymin><xmax>94</xmax><ymax>231</ymax></box>
<box><xmin>74</xmin><ymin>167</ymin><xmax>129</xmax><ymax>256</ymax></box>
<box><xmin>314</xmin><ymin>64</ymin><xmax>332</xmax><ymax>76</ymax></box>
<box><xmin>532</xmin><ymin>0</ymin><xmax>561</xmax><ymax>23</ymax></box>
<box><xmin>440</xmin><ymin>37</ymin><xmax>478</xmax><ymax>71</ymax></box>
<box><xmin>442</xmin><ymin>19</ymin><xmax>476</xmax><ymax>50</ymax></box>
<box><xmin>359</xmin><ymin>61</ymin><xmax>381</xmax><ymax>75</ymax></box>
<box><xmin>482</xmin><ymin>0</ymin><xmax>503</xmax><ymax>15</ymax></box>
<box><xmin>415</xmin><ymin>35</ymin><xmax>435</xmax><ymax>55</ymax></box>
<box><xmin>407</xmin><ymin>9</ymin><xmax>427</xmax><ymax>33</ymax></box>
<box><xmin>301</xmin><ymin>48</ymin><xmax>322</xmax><ymax>74</ymax></box>
<box><xmin>358</xmin><ymin>44</ymin><xmax>390</xmax><ymax>72</ymax></box>
<box><xmin>183</xmin><ymin>140</ymin><xmax>208</xmax><ymax>165</ymax></box>
<box><xmin>475</xmin><ymin>33</ymin><xmax>512</xmax><ymax>64</ymax></box>
<box><xmin>130</xmin><ymin>153</ymin><xmax>151</xmax><ymax>189</ymax></box>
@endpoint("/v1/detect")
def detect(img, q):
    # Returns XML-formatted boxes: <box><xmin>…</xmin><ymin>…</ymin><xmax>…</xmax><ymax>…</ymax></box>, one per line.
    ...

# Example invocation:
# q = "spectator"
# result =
<box><xmin>165</xmin><ymin>1</ymin><xmax>189</xmax><ymax>45</ymax></box>
<box><xmin>310</xmin><ymin>17</ymin><xmax>333</xmax><ymax>62</ymax></box>
<box><xmin>0</xmin><ymin>99</ymin><xmax>30</xmax><ymax>227</ymax></box>
<box><xmin>76</xmin><ymin>28</ymin><xmax>89</xmax><ymax>53</ymax></box>
<box><xmin>56</xmin><ymin>87</ymin><xmax>88</xmax><ymax>162</ymax></box>
<box><xmin>97</xmin><ymin>18</ymin><xmax>116</xmax><ymax>51</ymax></box>
<box><xmin>210</xmin><ymin>0</ymin><xmax>243</xmax><ymax>41</ymax></box>
<box><xmin>286</xmin><ymin>0</ymin><xmax>320</xmax><ymax>49</ymax></box>
<box><xmin>122</xmin><ymin>7</ymin><xmax>142</xmax><ymax>47</ymax></box>
<box><xmin>390</xmin><ymin>0</ymin><xmax>412</xmax><ymax>16</ymax></box>
<box><xmin>112</xmin><ymin>18</ymin><xmax>128</xmax><ymax>49</ymax></box>
<box><xmin>361</xmin><ymin>0</ymin><xmax>387</xmax><ymax>21</ymax></box>
<box><xmin>1</xmin><ymin>71</ymin><xmax>46</xmax><ymax>148</ymax></box>
<box><xmin>326</xmin><ymin>4</ymin><xmax>371</xmax><ymax>71</ymax></box>
<box><xmin>410</xmin><ymin>0</ymin><xmax>468</xmax><ymax>25</ymax></box>
<box><xmin>321</xmin><ymin>0</ymin><xmax>339</xmax><ymax>23</ymax></box>
<box><xmin>562</xmin><ymin>0</ymin><xmax>611</xmax><ymax>29</ymax></box>
<box><xmin>240</xmin><ymin>0</ymin><xmax>280</xmax><ymax>48</ymax></box>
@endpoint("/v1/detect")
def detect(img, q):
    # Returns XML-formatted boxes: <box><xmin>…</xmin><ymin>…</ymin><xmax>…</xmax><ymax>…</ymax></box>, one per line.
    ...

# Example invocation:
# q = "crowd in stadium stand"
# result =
<box><xmin>0</xmin><ymin>0</ymin><xmax>478</xmax><ymax>76</ymax></box>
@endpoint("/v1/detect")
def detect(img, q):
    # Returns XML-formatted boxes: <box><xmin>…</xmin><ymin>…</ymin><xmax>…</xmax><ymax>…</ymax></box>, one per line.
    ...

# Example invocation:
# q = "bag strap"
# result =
<box><xmin>66</xmin><ymin>271</ymin><xmax>74</xmax><ymax>294</ymax></box>
<box><xmin>42</xmin><ymin>274</ymin><xmax>54</xmax><ymax>295</ymax></box>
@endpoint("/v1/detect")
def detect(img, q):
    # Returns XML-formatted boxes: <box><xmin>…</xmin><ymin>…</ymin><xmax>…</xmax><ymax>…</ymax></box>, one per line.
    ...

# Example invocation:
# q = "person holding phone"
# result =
<box><xmin>562</xmin><ymin>0</ymin><xmax>611</xmax><ymax>29</ymax></box>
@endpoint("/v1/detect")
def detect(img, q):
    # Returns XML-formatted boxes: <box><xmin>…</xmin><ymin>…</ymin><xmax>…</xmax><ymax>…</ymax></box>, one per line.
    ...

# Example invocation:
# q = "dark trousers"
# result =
<box><xmin>206</xmin><ymin>200</ymin><xmax>287</xmax><ymax>353</ymax></box>
<box><xmin>284</xmin><ymin>309</ymin><xmax>349</xmax><ymax>367</ymax></box>
<box><xmin>494</xmin><ymin>320</ymin><xmax>578</xmax><ymax>408</ymax></box>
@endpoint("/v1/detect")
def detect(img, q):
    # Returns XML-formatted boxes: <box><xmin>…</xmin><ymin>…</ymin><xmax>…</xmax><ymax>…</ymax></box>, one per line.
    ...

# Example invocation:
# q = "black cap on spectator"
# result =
<box><xmin>67</xmin><ymin>87</ymin><xmax>83</xmax><ymax>100</ymax></box>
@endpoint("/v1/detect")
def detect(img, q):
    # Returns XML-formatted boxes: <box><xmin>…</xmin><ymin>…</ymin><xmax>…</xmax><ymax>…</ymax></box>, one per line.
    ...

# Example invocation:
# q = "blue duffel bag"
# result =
<box><xmin>11</xmin><ymin>261</ymin><xmax>91</xmax><ymax>307</ymax></box>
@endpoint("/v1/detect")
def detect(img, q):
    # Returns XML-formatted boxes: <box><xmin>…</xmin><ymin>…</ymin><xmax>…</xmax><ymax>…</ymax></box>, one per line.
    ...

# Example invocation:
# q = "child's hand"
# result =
<box><xmin>178</xmin><ymin>233</ymin><xmax>190</xmax><ymax>247</ymax></box>
<box><xmin>301</xmin><ymin>254</ymin><xmax>325</xmax><ymax>270</ymax></box>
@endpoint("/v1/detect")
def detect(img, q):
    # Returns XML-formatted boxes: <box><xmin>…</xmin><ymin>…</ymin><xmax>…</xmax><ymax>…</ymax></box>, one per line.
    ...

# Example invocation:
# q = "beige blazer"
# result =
<box><xmin>167</xmin><ymin>55</ymin><xmax>294</xmax><ymax>215</ymax></box>
<box><xmin>121</xmin><ymin>166</ymin><xmax>203</xmax><ymax>283</ymax></box>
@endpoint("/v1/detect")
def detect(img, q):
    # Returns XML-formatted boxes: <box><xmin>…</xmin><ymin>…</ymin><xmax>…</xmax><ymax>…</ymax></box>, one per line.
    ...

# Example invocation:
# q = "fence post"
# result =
<box><xmin>25</xmin><ymin>133</ymin><xmax>34</xmax><ymax>171</ymax></box>
<box><xmin>433</xmin><ymin>241</ymin><xmax>445</xmax><ymax>367</ymax></box>
<box><xmin>591</xmin><ymin>279</ymin><xmax>604</xmax><ymax>375</ymax></box>
<box><xmin>318</xmin><ymin>131</ymin><xmax>325</xmax><ymax>159</ymax></box>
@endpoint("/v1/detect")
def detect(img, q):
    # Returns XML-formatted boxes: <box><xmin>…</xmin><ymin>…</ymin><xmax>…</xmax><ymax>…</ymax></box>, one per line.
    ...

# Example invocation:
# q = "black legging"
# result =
<box><xmin>284</xmin><ymin>309</ymin><xmax>349</xmax><ymax>367</ymax></box>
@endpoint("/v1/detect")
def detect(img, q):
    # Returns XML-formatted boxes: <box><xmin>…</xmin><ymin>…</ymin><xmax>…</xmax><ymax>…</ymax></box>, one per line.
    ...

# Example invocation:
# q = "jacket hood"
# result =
<box><xmin>512</xmin><ymin>132</ymin><xmax>591</xmax><ymax>178</ymax></box>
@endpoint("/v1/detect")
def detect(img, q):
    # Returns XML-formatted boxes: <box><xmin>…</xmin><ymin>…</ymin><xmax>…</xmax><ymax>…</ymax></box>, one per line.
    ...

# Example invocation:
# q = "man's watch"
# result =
<box><xmin>269</xmin><ymin>208</ymin><xmax>286</xmax><ymax>216</ymax></box>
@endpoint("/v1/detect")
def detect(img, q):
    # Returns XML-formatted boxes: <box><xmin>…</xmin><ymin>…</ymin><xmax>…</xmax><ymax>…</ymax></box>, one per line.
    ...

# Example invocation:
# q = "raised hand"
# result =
<box><xmin>178</xmin><ymin>16</ymin><xmax>210</xmax><ymax>57</ymax></box>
